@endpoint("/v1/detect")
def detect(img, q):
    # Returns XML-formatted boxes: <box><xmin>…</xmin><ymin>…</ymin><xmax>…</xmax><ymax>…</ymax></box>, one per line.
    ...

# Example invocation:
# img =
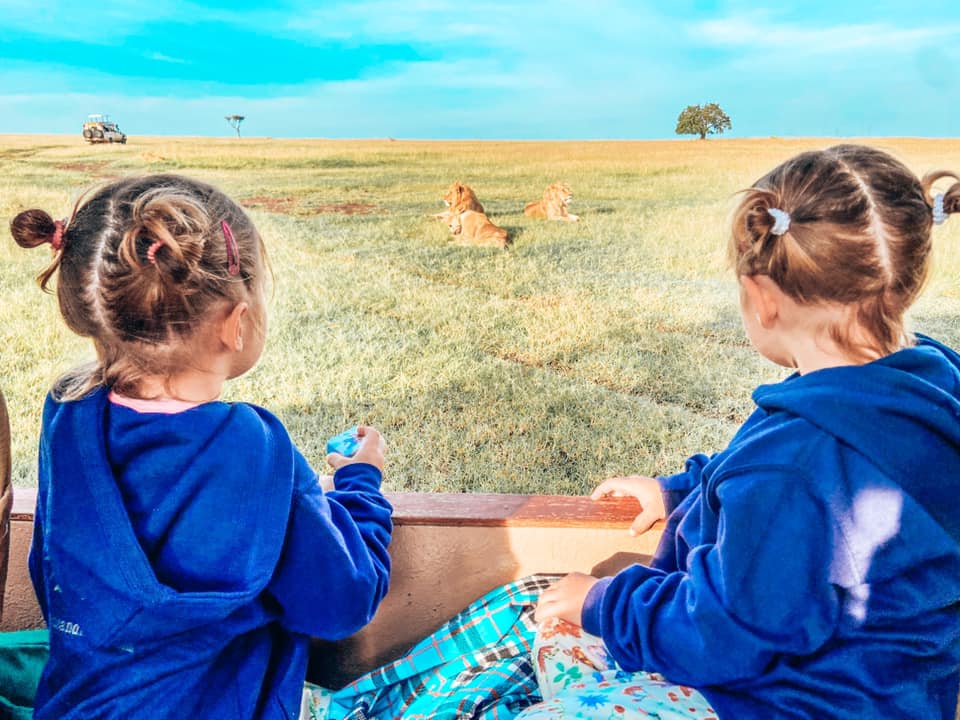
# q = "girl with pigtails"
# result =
<box><xmin>521</xmin><ymin>147</ymin><xmax>960</xmax><ymax>719</ymax></box>
<box><xmin>10</xmin><ymin>175</ymin><xmax>393</xmax><ymax>720</ymax></box>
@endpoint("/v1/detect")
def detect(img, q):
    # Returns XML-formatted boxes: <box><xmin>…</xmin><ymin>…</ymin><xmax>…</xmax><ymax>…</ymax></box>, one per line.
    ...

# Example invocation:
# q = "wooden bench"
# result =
<box><xmin>4</xmin><ymin>489</ymin><xmax>960</xmax><ymax>718</ymax></box>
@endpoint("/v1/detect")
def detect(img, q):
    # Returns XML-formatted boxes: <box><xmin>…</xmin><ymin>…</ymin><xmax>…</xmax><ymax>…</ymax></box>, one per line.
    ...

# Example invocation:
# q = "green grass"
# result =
<box><xmin>2</xmin><ymin>135</ymin><xmax>959</xmax><ymax>492</ymax></box>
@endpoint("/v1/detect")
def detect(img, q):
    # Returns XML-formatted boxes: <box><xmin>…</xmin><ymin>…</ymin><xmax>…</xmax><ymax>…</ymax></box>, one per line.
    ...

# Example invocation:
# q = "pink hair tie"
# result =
<box><xmin>222</xmin><ymin>220</ymin><xmax>240</xmax><ymax>276</ymax></box>
<box><xmin>146</xmin><ymin>240</ymin><xmax>164</xmax><ymax>266</ymax></box>
<box><xmin>50</xmin><ymin>220</ymin><xmax>65</xmax><ymax>251</ymax></box>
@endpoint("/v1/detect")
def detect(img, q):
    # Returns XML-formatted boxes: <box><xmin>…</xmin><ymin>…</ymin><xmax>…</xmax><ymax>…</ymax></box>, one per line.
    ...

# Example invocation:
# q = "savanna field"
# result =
<box><xmin>2</xmin><ymin>135</ymin><xmax>959</xmax><ymax>492</ymax></box>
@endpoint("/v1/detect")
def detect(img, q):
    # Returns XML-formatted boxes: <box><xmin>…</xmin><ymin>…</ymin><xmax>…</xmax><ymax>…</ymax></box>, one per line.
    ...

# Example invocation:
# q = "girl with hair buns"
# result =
<box><xmin>521</xmin><ymin>146</ymin><xmax>960</xmax><ymax>719</ymax></box>
<box><xmin>10</xmin><ymin>174</ymin><xmax>393</xmax><ymax>720</ymax></box>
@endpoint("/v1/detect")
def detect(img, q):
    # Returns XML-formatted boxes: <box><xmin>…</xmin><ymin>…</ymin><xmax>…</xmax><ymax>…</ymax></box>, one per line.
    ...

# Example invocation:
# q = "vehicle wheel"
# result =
<box><xmin>94</xmin><ymin>129</ymin><xmax>103</xmax><ymax>139</ymax></box>
<box><xmin>121</xmin><ymin>138</ymin><xmax>127</xmax><ymax>144</ymax></box>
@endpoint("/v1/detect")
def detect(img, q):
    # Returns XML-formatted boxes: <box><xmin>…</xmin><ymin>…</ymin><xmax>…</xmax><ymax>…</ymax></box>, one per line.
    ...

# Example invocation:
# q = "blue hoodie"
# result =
<box><xmin>582</xmin><ymin>335</ymin><xmax>960</xmax><ymax>719</ymax></box>
<box><xmin>29</xmin><ymin>388</ymin><xmax>393</xmax><ymax>719</ymax></box>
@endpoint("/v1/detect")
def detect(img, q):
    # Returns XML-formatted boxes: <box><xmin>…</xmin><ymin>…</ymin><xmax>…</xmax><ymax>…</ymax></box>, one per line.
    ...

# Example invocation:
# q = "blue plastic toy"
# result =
<box><xmin>326</xmin><ymin>426</ymin><xmax>360</xmax><ymax>457</ymax></box>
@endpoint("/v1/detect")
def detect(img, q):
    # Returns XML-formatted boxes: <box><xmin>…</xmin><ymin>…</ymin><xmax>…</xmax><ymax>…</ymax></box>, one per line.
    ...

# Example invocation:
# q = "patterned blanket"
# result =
<box><xmin>305</xmin><ymin>575</ymin><xmax>559</xmax><ymax>720</ymax></box>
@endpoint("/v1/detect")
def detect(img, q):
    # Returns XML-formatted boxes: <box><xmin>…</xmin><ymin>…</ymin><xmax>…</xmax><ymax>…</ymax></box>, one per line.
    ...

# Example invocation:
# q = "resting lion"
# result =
<box><xmin>524</xmin><ymin>182</ymin><xmax>579</xmax><ymax>222</ymax></box>
<box><xmin>448</xmin><ymin>210</ymin><xmax>509</xmax><ymax>248</ymax></box>
<box><xmin>434</xmin><ymin>181</ymin><xmax>484</xmax><ymax>226</ymax></box>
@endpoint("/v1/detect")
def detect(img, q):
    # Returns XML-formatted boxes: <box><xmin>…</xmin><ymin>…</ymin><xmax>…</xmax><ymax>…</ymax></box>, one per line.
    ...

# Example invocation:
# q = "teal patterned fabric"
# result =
<box><xmin>0</xmin><ymin>629</ymin><xmax>49</xmax><ymax>720</ymax></box>
<box><xmin>305</xmin><ymin>576</ymin><xmax>558</xmax><ymax>720</ymax></box>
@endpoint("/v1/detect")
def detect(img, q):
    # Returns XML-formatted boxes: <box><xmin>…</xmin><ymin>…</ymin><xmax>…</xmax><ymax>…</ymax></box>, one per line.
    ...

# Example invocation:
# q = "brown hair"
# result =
<box><xmin>729</xmin><ymin>144</ymin><xmax>959</xmax><ymax>362</ymax></box>
<box><xmin>10</xmin><ymin>174</ymin><xmax>268</xmax><ymax>400</ymax></box>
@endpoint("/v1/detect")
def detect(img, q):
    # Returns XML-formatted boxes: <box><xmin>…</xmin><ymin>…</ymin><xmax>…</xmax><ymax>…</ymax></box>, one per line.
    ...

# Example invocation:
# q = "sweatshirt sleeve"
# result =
<box><xmin>582</xmin><ymin>466</ymin><xmax>840</xmax><ymax>686</ymax></box>
<box><xmin>29</xmin><ymin>407</ymin><xmax>53</xmax><ymax>624</ymax></box>
<box><xmin>266</xmin><ymin>458</ymin><xmax>393</xmax><ymax>639</ymax></box>
<box><xmin>657</xmin><ymin>453</ymin><xmax>710</xmax><ymax>515</ymax></box>
<box><xmin>28</xmin><ymin>486</ymin><xmax>48</xmax><ymax>624</ymax></box>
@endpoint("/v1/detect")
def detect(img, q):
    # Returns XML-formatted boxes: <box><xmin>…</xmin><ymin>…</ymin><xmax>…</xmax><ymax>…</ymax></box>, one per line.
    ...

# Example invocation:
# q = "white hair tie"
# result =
<box><xmin>932</xmin><ymin>193</ymin><xmax>947</xmax><ymax>225</ymax></box>
<box><xmin>767</xmin><ymin>207</ymin><xmax>791</xmax><ymax>236</ymax></box>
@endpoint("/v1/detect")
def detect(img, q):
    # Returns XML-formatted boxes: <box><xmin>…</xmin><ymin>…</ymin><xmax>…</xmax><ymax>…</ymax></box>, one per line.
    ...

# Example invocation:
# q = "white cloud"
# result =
<box><xmin>690</xmin><ymin>13</ymin><xmax>960</xmax><ymax>55</ymax></box>
<box><xmin>146</xmin><ymin>53</ymin><xmax>189</xmax><ymax>65</ymax></box>
<box><xmin>3</xmin><ymin>3</ymin><xmax>959</xmax><ymax>138</ymax></box>
<box><xmin>0</xmin><ymin>0</ymin><xmax>181</xmax><ymax>41</ymax></box>
<box><xmin>329</xmin><ymin>58</ymin><xmax>560</xmax><ymax>92</ymax></box>
<box><xmin>0</xmin><ymin>0</ymin><xmax>277</xmax><ymax>42</ymax></box>
<box><xmin>285</xmin><ymin>0</ymin><xmax>670</xmax><ymax>54</ymax></box>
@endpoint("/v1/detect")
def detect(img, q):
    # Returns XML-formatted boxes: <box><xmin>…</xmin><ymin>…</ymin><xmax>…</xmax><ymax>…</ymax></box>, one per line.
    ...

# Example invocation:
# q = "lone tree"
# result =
<box><xmin>675</xmin><ymin>103</ymin><xmax>731</xmax><ymax>140</ymax></box>
<box><xmin>225</xmin><ymin>114</ymin><xmax>245</xmax><ymax>138</ymax></box>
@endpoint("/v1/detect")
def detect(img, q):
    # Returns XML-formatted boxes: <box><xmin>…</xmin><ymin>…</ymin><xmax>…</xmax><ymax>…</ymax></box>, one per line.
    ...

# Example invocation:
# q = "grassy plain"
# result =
<box><xmin>1</xmin><ymin>135</ymin><xmax>958</xmax><ymax>492</ymax></box>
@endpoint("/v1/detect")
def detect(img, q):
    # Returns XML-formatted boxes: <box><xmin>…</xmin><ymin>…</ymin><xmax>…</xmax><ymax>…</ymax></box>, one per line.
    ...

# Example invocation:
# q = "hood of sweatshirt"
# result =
<box><xmin>37</xmin><ymin>388</ymin><xmax>296</xmax><ymax>647</ymax></box>
<box><xmin>752</xmin><ymin>335</ymin><xmax>960</xmax><ymax>542</ymax></box>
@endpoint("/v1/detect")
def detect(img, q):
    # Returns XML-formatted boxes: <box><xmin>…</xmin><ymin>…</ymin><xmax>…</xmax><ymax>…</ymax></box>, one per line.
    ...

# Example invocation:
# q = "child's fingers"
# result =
<box><xmin>349</xmin><ymin>426</ymin><xmax>387</xmax><ymax>471</ymax></box>
<box><xmin>326</xmin><ymin>452</ymin><xmax>348</xmax><ymax>469</ymax></box>
<box><xmin>590</xmin><ymin>478</ymin><xmax>622</xmax><ymax>499</ymax></box>
<box><xmin>534</xmin><ymin>599</ymin><xmax>557</xmax><ymax>623</ymax></box>
<box><xmin>630</xmin><ymin>507</ymin><xmax>660</xmax><ymax>536</ymax></box>
<box><xmin>534</xmin><ymin>588</ymin><xmax>563</xmax><ymax>623</ymax></box>
<box><xmin>356</xmin><ymin>426</ymin><xmax>387</xmax><ymax>454</ymax></box>
<box><xmin>590</xmin><ymin>479</ymin><xmax>611</xmax><ymax>499</ymax></box>
<box><xmin>590</xmin><ymin>477</ymin><xmax>633</xmax><ymax>500</ymax></box>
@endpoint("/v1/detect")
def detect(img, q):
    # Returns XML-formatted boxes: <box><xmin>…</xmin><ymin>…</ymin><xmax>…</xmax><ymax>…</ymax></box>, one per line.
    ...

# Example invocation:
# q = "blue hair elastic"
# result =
<box><xmin>933</xmin><ymin>193</ymin><xmax>947</xmax><ymax>225</ymax></box>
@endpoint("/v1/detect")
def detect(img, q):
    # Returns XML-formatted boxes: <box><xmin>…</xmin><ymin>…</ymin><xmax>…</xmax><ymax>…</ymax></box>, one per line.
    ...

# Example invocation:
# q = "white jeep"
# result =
<box><xmin>82</xmin><ymin>114</ymin><xmax>127</xmax><ymax>144</ymax></box>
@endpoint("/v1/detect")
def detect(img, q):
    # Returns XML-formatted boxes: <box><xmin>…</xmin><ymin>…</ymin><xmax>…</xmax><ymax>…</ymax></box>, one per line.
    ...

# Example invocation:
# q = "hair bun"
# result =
<box><xmin>120</xmin><ymin>190</ymin><xmax>208</xmax><ymax>282</ymax></box>
<box><xmin>942</xmin><ymin>185</ymin><xmax>960</xmax><ymax>218</ymax></box>
<box><xmin>10</xmin><ymin>209</ymin><xmax>59</xmax><ymax>249</ymax></box>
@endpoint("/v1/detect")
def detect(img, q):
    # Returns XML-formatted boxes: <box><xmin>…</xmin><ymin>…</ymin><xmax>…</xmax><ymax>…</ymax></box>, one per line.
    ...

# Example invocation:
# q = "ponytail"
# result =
<box><xmin>922</xmin><ymin>171</ymin><xmax>960</xmax><ymax>226</ymax></box>
<box><xmin>10</xmin><ymin>209</ymin><xmax>68</xmax><ymax>291</ymax></box>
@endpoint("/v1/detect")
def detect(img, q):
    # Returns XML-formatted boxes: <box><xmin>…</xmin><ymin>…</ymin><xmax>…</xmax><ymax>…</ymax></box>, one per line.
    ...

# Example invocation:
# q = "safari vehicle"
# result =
<box><xmin>81</xmin><ymin>114</ymin><xmax>127</xmax><ymax>144</ymax></box>
<box><xmin>1</xmin><ymin>393</ymin><xmax>958</xmax><ymax>718</ymax></box>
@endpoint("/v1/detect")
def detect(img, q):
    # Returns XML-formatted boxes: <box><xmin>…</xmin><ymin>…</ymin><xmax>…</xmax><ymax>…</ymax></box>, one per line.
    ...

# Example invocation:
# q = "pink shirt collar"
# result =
<box><xmin>108</xmin><ymin>390</ymin><xmax>204</xmax><ymax>415</ymax></box>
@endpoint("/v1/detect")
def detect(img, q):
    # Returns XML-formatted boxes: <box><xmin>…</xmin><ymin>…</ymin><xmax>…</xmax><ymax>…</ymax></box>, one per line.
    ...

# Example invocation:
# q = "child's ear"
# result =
<box><xmin>220</xmin><ymin>302</ymin><xmax>249</xmax><ymax>352</ymax></box>
<box><xmin>740</xmin><ymin>275</ymin><xmax>780</xmax><ymax>329</ymax></box>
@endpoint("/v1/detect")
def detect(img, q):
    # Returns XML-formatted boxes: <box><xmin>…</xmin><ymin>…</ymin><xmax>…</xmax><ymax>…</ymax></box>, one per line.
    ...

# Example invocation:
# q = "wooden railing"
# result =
<box><xmin>2</xmin><ymin>486</ymin><xmax>659</xmax><ymax>687</ymax></box>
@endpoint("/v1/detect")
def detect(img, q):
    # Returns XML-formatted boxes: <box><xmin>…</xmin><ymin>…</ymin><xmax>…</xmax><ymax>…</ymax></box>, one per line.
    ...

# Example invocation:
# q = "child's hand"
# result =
<box><xmin>591</xmin><ymin>475</ymin><xmax>666</xmax><ymax>536</ymax></box>
<box><xmin>326</xmin><ymin>426</ymin><xmax>386</xmax><ymax>472</ymax></box>
<box><xmin>534</xmin><ymin>572</ymin><xmax>599</xmax><ymax>625</ymax></box>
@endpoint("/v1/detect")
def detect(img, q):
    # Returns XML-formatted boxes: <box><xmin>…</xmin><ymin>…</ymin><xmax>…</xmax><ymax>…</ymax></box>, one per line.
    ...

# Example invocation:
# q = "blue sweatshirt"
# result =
<box><xmin>29</xmin><ymin>388</ymin><xmax>393</xmax><ymax>719</ymax></box>
<box><xmin>582</xmin><ymin>336</ymin><xmax>960</xmax><ymax>719</ymax></box>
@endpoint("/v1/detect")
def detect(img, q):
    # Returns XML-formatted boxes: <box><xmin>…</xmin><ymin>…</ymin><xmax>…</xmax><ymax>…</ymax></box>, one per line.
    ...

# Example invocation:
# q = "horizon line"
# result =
<box><xmin>2</xmin><ymin>133</ymin><xmax>959</xmax><ymax>143</ymax></box>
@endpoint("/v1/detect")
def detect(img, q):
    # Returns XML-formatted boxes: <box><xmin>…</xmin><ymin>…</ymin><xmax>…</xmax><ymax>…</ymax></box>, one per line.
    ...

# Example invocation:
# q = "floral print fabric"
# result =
<box><xmin>516</xmin><ymin>618</ymin><xmax>718</xmax><ymax>720</ymax></box>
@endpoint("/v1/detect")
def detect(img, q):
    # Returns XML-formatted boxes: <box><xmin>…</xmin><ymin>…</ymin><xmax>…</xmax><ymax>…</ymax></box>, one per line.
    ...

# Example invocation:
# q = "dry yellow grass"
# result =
<box><xmin>2</xmin><ymin>135</ymin><xmax>958</xmax><ymax>492</ymax></box>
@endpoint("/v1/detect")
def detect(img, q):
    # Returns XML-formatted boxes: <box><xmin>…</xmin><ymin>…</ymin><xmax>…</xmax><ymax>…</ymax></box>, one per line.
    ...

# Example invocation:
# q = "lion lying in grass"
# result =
<box><xmin>448</xmin><ymin>210</ymin><xmax>510</xmax><ymax>248</ymax></box>
<box><xmin>434</xmin><ymin>181</ymin><xmax>484</xmax><ymax>226</ymax></box>
<box><xmin>524</xmin><ymin>182</ymin><xmax>579</xmax><ymax>221</ymax></box>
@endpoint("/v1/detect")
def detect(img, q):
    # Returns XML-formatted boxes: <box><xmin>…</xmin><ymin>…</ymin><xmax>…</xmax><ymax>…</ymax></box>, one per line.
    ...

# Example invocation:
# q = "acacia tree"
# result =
<box><xmin>225</xmin><ymin>114</ymin><xmax>245</xmax><ymax>138</ymax></box>
<box><xmin>675</xmin><ymin>103</ymin><xmax>731</xmax><ymax>140</ymax></box>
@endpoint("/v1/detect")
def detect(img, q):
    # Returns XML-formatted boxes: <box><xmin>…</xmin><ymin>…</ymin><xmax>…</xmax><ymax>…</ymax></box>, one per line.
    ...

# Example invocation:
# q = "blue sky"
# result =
<box><xmin>1</xmin><ymin>1</ymin><xmax>959</xmax><ymax>139</ymax></box>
